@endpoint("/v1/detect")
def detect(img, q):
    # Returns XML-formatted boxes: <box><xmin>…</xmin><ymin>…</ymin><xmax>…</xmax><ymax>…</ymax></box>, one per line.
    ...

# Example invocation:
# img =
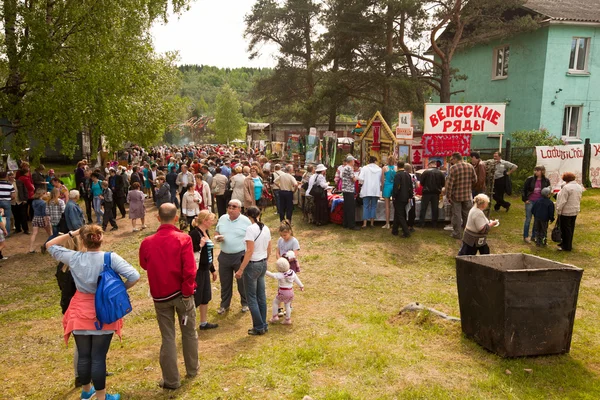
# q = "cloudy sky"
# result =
<box><xmin>151</xmin><ymin>0</ymin><xmax>278</xmax><ymax>68</ymax></box>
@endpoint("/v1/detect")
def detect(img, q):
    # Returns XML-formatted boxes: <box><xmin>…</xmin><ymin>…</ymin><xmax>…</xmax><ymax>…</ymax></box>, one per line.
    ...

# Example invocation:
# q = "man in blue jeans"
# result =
<box><xmin>0</xmin><ymin>172</ymin><xmax>15</xmax><ymax>237</ymax></box>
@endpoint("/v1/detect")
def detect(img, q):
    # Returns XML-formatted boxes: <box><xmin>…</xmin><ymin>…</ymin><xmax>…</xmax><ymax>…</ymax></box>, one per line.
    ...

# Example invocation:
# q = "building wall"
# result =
<box><xmin>539</xmin><ymin>25</ymin><xmax>600</xmax><ymax>142</ymax></box>
<box><xmin>448</xmin><ymin>27</ymin><xmax>550</xmax><ymax>148</ymax></box>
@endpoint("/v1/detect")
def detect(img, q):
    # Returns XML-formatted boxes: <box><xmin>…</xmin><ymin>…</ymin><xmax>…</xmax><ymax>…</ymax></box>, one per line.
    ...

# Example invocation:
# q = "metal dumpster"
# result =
<box><xmin>456</xmin><ymin>253</ymin><xmax>583</xmax><ymax>357</ymax></box>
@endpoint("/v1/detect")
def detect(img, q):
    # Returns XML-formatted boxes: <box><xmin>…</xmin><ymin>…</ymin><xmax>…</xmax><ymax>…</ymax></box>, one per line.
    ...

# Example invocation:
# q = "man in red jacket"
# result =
<box><xmin>139</xmin><ymin>203</ymin><xmax>198</xmax><ymax>390</ymax></box>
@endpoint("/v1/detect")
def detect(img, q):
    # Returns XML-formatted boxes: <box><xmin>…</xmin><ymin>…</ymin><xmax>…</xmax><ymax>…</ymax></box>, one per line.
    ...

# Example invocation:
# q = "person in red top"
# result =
<box><xmin>16</xmin><ymin>162</ymin><xmax>35</xmax><ymax>221</ymax></box>
<box><xmin>139</xmin><ymin>203</ymin><xmax>198</xmax><ymax>390</ymax></box>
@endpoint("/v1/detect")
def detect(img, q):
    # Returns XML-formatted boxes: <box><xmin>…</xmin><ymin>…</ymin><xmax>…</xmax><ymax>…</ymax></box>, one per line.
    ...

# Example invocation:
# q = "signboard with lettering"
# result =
<box><xmin>588</xmin><ymin>143</ymin><xmax>600</xmax><ymax>188</ymax></box>
<box><xmin>424</xmin><ymin>103</ymin><xmax>506</xmax><ymax>134</ymax></box>
<box><xmin>536</xmin><ymin>145</ymin><xmax>584</xmax><ymax>191</ymax></box>
<box><xmin>396</xmin><ymin>112</ymin><xmax>413</xmax><ymax>140</ymax></box>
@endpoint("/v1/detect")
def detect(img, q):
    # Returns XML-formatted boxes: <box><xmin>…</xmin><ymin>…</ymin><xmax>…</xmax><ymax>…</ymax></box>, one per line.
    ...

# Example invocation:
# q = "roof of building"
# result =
<box><xmin>523</xmin><ymin>0</ymin><xmax>600</xmax><ymax>23</ymax></box>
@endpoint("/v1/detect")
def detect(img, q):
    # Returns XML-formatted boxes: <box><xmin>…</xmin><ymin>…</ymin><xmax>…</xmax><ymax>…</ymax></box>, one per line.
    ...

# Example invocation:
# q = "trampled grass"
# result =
<box><xmin>1</xmin><ymin>191</ymin><xmax>600</xmax><ymax>399</ymax></box>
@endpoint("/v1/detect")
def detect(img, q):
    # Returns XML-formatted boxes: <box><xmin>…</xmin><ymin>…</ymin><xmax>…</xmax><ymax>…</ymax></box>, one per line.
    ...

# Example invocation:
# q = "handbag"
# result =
<box><xmin>310</xmin><ymin>175</ymin><xmax>326</xmax><ymax>198</ymax></box>
<box><xmin>551</xmin><ymin>219</ymin><xmax>562</xmax><ymax>243</ymax></box>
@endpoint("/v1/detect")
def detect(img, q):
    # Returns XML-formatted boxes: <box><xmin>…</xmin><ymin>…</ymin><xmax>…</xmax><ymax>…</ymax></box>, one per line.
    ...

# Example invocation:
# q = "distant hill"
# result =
<box><xmin>178</xmin><ymin>65</ymin><xmax>272</xmax><ymax>120</ymax></box>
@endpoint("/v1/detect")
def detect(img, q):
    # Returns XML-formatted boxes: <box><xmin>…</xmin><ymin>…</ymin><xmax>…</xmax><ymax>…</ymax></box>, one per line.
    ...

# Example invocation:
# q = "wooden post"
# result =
<box><xmin>583</xmin><ymin>138</ymin><xmax>591</xmax><ymax>187</ymax></box>
<box><xmin>505</xmin><ymin>140</ymin><xmax>512</xmax><ymax>162</ymax></box>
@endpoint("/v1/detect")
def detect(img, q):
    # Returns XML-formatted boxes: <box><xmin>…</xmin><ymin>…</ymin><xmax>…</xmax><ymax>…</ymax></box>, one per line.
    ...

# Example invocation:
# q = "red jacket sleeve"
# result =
<box><xmin>180</xmin><ymin>236</ymin><xmax>197</xmax><ymax>297</ymax></box>
<box><xmin>139</xmin><ymin>239</ymin><xmax>148</xmax><ymax>271</ymax></box>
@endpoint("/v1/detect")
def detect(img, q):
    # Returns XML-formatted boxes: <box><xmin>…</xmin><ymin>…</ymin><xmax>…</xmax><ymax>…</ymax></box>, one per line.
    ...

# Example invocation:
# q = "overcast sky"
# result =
<box><xmin>151</xmin><ymin>0</ymin><xmax>278</xmax><ymax>68</ymax></box>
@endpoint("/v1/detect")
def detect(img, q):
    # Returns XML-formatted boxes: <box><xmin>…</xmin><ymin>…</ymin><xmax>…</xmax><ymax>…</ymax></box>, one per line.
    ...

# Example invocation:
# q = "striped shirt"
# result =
<box><xmin>0</xmin><ymin>180</ymin><xmax>15</xmax><ymax>201</ymax></box>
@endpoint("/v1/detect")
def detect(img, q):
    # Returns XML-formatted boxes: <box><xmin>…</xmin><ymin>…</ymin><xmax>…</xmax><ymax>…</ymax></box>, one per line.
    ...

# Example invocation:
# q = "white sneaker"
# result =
<box><xmin>241</xmin><ymin>306</ymin><xmax>250</xmax><ymax>313</ymax></box>
<box><xmin>0</xmin><ymin>256</ymin><xmax>8</xmax><ymax>261</ymax></box>
<box><xmin>382</xmin><ymin>224</ymin><xmax>390</xmax><ymax>229</ymax></box>
<box><xmin>443</xmin><ymin>225</ymin><xmax>453</xmax><ymax>231</ymax></box>
<box><xmin>217</xmin><ymin>307</ymin><xmax>229</xmax><ymax>315</ymax></box>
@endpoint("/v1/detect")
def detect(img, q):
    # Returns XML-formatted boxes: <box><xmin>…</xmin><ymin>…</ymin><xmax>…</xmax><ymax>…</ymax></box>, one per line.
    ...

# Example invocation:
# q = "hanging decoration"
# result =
<box><xmin>371</xmin><ymin>121</ymin><xmax>381</xmax><ymax>151</ymax></box>
<box><xmin>421</xmin><ymin>133</ymin><xmax>472</xmax><ymax>157</ymax></box>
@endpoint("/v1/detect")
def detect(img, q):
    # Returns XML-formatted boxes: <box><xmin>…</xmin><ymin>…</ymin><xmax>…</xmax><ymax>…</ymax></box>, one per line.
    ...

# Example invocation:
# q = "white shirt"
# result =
<box><xmin>244</xmin><ymin>223</ymin><xmax>271</xmax><ymax>261</ymax></box>
<box><xmin>358</xmin><ymin>163</ymin><xmax>382</xmax><ymax>198</ymax></box>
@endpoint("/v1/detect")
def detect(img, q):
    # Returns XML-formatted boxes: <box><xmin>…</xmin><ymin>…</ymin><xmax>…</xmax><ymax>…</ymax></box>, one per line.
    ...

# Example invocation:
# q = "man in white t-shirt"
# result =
<box><xmin>235</xmin><ymin>206</ymin><xmax>272</xmax><ymax>335</ymax></box>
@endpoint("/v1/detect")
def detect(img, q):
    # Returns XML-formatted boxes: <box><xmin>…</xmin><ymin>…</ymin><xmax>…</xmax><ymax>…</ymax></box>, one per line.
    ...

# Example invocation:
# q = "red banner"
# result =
<box><xmin>371</xmin><ymin>121</ymin><xmax>381</xmax><ymax>151</ymax></box>
<box><xmin>421</xmin><ymin>134</ymin><xmax>472</xmax><ymax>157</ymax></box>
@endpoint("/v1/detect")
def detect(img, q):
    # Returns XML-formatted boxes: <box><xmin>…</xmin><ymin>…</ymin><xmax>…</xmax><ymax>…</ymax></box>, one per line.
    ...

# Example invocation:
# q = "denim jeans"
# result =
<box><xmin>523</xmin><ymin>201</ymin><xmax>537</xmax><ymax>239</ymax></box>
<box><xmin>92</xmin><ymin>196</ymin><xmax>104</xmax><ymax>224</ymax></box>
<box><xmin>73</xmin><ymin>333</ymin><xmax>113</xmax><ymax>391</ymax></box>
<box><xmin>243</xmin><ymin>259</ymin><xmax>268</xmax><ymax>331</ymax></box>
<box><xmin>362</xmin><ymin>196</ymin><xmax>378</xmax><ymax>220</ymax></box>
<box><xmin>46</xmin><ymin>225</ymin><xmax>60</xmax><ymax>242</ymax></box>
<box><xmin>0</xmin><ymin>200</ymin><xmax>11</xmax><ymax>236</ymax></box>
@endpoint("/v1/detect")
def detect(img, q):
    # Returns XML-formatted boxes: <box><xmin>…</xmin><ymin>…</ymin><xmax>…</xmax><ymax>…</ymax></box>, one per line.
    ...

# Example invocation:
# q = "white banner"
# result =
<box><xmin>424</xmin><ymin>103</ymin><xmax>506</xmax><ymax>134</ymax></box>
<box><xmin>590</xmin><ymin>143</ymin><xmax>600</xmax><ymax>188</ymax></box>
<box><xmin>536</xmin><ymin>145</ymin><xmax>584</xmax><ymax>191</ymax></box>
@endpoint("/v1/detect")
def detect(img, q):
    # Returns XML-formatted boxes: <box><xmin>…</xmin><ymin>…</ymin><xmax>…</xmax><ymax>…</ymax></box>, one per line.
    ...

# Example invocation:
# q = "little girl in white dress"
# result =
<box><xmin>267</xmin><ymin>258</ymin><xmax>304</xmax><ymax>325</ymax></box>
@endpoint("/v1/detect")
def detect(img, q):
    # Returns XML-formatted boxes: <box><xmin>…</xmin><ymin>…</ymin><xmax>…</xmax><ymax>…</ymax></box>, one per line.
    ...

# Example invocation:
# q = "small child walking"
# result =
<box><xmin>277</xmin><ymin>220</ymin><xmax>300</xmax><ymax>272</ymax></box>
<box><xmin>531</xmin><ymin>187</ymin><xmax>555</xmax><ymax>247</ymax></box>
<box><xmin>0</xmin><ymin>209</ymin><xmax>8</xmax><ymax>260</ymax></box>
<box><xmin>267</xmin><ymin>257</ymin><xmax>304</xmax><ymax>325</ymax></box>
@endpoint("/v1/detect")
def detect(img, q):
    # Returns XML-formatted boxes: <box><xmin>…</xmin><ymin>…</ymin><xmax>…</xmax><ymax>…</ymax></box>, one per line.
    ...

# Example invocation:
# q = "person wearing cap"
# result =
<box><xmin>306</xmin><ymin>164</ymin><xmax>329</xmax><ymax>226</ymax></box>
<box><xmin>531</xmin><ymin>187</ymin><xmax>555</xmax><ymax>247</ymax></box>
<box><xmin>521</xmin><ymin>165</ymin><xmax>551</xmax><ymax>244</ymax></box>
<box><xmin>341</xmin><ymin>155</ymin><xmax>359</xmax><ymax>230</ymax></box>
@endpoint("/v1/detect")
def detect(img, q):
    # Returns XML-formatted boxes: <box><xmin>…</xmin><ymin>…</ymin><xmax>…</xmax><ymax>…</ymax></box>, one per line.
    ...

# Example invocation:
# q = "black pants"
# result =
<box><xmin>559</xmin><ymin>215</ymin><xmax>577</xmax><ymax>251</ymax></box>
<box><xmin>342</xmin><ymin>192</ymin><xmax>356</xmax><ymax>228</ymax></box>
<box><xmin>392</xmin><ymin>200</ymin><xmax>409</xmax><ymax>236</ymax></box>
<box><xmin>170</xmin><ymin>190</ymin><xmax>180</xmax><ymax>208</ymax></box>
<box><xmin>215</xmin><ymin>195</ymin><xmax>227</xmax><ymax>217</ymax></box>
<box><xmin>179</xmin><ymin>191</ymin><xmax>185</xmax><ymax>212</ymax></box>
<box><xmin>458</xmin><ymin>242</ymin><xmax>490</xmax><ymax>256</ymax></box>
<box><xmin>73</xmin><ymin>333</ymin><xmax>113</xmax><ymax>391</ymax></box>
<box><xmin>493</xmin><ymin>176</ymin><xmax>510</xmax><ymax>210</ymax></box>
<box><xmin>278</xmin><ymin>190</ymin><xmax>294</xmax><ymax>222</ymax></box>
<box><xmin>112</xmin><ymin>196</ymin><xmax>126</xmax><ymax>219</ymax></box>
<box><xmin>102</xmin><ymin>202</ymin><xmax>117</xmax><ymax>229</ymax></box>
<box><xmin>420</xmin><ymin>193</ymin><xmax>439</xmax><ymax>227</ymax></box>
<box><xmin>533</xmin><ymin>219</ymin><xmax>549</xmax><ymax>246</ymax></box>
<box><xmin>12</xmin><ymin>203</ymin><xmax>29</xmax><ymax>233</ymax></box>
<box><xmin>27</xmin><ymin>198</ymin><xmax>34</xmax><ymax>221</ymax></box>
<box><xmin>84</xmin><ymin>197</ymin><xmax>93</xmax><ymax>223</ymax></box>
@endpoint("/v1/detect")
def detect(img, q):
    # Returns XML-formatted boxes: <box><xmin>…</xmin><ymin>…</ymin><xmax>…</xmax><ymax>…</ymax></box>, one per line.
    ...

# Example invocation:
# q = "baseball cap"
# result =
<box><xmin>345</xmin><ymin>155</ymin><xmax>357</xmax><ymax>162</ymax></box>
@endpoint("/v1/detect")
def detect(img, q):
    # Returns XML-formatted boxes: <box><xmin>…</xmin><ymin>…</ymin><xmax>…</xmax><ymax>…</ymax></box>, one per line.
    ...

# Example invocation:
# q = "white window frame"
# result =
<box><xmin>492</xmin><ymin>45</ymin><xmax>510</xmax><ymax>80</ymax></box>
<box><xmin>562</xmin><ymin>106</ymin><xmax>583</xmax><ymax>139</ymax></box>
<box><xmin>569</xmin><ymin>37</ymin><xmax>591</xmax><ymax>74</ymax></box>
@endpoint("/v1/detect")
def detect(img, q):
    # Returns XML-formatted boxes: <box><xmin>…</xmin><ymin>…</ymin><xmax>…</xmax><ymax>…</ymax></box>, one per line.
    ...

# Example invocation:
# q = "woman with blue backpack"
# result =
<box><xmin>46</xmin><ymin>224</ymin><xmax>140</xmax><ymax>400</ymax></box>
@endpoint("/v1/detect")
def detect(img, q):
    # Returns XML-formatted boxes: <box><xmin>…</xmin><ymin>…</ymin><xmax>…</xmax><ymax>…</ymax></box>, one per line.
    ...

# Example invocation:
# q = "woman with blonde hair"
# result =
<box><xmin>46</xmin><ymin>224</ymin><xmax>140</xmax><ymax>400</ymax></box>
<box><xmin>243</xmin><ymin>166</ymin><xmax>263</xmax><ymax>210</ymax></box>
<box><xmin>458</xmin><ymin>194</ymin><xmax>499</xmax><ymax>256</ymax></box>
<box><xmin>189</xmin><ymin>210</ymin><xmax>219</xmax><ymax>330</ymax></box>
<box><xmin>381</xmin><ymin>155</ymin><xmax>397</xmax><ymax>229</ymax></box>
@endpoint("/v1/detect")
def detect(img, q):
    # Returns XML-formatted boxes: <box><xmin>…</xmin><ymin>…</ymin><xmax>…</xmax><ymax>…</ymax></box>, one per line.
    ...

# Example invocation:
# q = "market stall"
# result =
<box><xmin>357</xmin><ymin>111</ymin><xmax>397</xmax><ymax>166</ymax></box>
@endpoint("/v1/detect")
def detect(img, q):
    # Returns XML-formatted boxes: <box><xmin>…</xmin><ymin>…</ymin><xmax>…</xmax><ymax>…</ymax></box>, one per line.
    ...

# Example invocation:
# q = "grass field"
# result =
<box><xmin>1</xmin><ymin>191</ymin><xmax>600</xmax><ymax>399</ymax></box>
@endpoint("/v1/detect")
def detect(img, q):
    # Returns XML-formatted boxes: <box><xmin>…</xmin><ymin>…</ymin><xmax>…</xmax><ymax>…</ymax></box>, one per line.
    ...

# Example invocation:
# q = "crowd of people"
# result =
<box><xmin>0</xmin><ymin>143</ymin><xmax>586</xmax><ymax>398</ymax></box>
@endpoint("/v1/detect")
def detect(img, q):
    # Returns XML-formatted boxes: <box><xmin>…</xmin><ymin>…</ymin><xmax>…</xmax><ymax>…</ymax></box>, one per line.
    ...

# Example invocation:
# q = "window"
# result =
<box><xmin>569</xmin><ymin>38</ymin><xmax>590</xmax><ymax>72</ymax></box>
<box><xmin>493</xmin><ymin>45</ymin><xmax>509</xmax><ymax>79</ymax></box>
<box><xmin>562</xmin><ymin>106</ymin><xmax>582</xmax><ymax>138</ymax></box>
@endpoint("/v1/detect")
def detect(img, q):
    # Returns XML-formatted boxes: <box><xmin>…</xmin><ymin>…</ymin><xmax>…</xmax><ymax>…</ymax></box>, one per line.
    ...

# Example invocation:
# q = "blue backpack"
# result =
<box><xmin>94</xmin><ymin>252</ymin><xmax>132</xmax><ymax>330</ymax></box>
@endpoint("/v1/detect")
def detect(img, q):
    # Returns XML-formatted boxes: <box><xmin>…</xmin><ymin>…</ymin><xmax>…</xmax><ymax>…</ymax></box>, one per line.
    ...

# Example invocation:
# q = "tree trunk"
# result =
<box><xmin>328</xmin><ymin>56</ymin><xmax>339</xmax><ymax>131</ymax></box>
<box><xmin>4</xmin><ymin>0</ymin><xmax>21</xmax><ymax>135</ymax></box>
<box><xmin>439</xmin><ymin>61</ymin><xmax>452</xmax><ymax>103</ymax></box>
<box><xmin>382</xmin><ymin>3</ymin><xmax>394</xmax><ymax>122</ymax></box>
<box><xmin>304</xmin><ymin>16</ymin><xmax>317</xmax><ymax>130</ymax></box>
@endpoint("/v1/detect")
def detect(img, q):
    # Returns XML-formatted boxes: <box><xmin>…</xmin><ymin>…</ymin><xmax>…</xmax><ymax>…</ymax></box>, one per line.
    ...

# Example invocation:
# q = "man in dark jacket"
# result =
<box><xmin>166</xmin><ymin>167</ymin><xmax>179</xmax><ymax>207</ymax></box>
<box><xmin>392</xmin><ymin>161</ymin><xmax>414</xmax><ymax>238</ymax></box>
<box><xmin>108</xmin><ymin>169</ymin><xmax>126</xmax><ymax>219</ymax></box>
<box><xmin>79</xmin><ymin>169</ymin><xmax>93</xmax><ymax>224</ymax></box>
<box><xmin>129</xmin><ymin>166</ymin><xmax>142</xmax><ymax>189</ymax></box>
<box><xmin>418</xmin><ymin>161</ymin><xmax>445</xmax><ymax>228</ymax></box>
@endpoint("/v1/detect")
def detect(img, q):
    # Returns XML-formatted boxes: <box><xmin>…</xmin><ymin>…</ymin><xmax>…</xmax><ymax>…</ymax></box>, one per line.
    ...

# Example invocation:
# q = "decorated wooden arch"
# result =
<box><xmin>356</xmin><ymin>111</ymin><xmax>397</xmax><ymax>166</ymax></box>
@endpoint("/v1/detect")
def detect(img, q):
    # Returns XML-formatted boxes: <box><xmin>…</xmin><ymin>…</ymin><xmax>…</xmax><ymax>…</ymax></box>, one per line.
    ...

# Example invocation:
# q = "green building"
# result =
<box><xmin>448</xmin><ymin>0</ymin><xmax>600</xmax><ymax>148</ymax></box>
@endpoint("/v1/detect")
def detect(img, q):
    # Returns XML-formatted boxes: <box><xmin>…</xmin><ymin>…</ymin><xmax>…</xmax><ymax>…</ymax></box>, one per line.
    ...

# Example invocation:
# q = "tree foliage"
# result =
<box><xmin>511</xmin><ymin>129</ymin><xmax>564</xmax><ymax>148</ymax></box>
<box><xmin>0</xmin><ymin>0</ymin><xmax>191</xmax><ymax>158</ymax></box>
<box><xmin>214</xmin><ymin>85</ymin><xmax>246</xmax><ymax>144</ymax></box>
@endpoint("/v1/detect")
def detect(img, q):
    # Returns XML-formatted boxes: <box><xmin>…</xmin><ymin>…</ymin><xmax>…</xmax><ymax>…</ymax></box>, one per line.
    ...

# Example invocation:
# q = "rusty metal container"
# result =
<box><xmin>456</xmin><ymin>253</ymin><xmax>583</xmax><ymax>357</ymax></box>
